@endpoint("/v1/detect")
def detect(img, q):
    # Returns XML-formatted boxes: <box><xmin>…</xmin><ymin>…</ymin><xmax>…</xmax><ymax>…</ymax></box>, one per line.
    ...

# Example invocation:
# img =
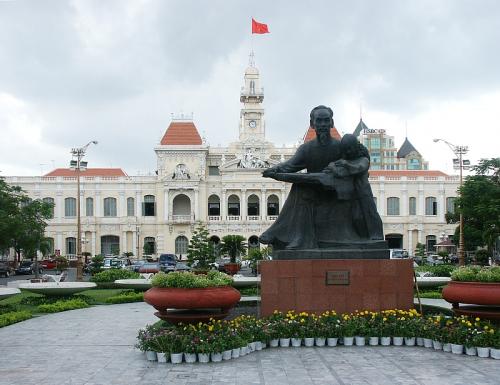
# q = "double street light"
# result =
<box><xmin>433</xmin><ymin>138</ymin><xmax>470</xmax><ymax>266</ymax></box>
<box><xmin>70</xmin><ymin>141</ymin><xmax>98</xmax><ymax>281</ymax></box>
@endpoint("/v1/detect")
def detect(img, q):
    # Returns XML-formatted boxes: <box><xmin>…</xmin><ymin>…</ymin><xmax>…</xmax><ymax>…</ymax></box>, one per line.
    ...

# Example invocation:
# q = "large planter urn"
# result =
<box><xmin>442</xmin><ymin>281</ymin><xmax>500</xmax><ymax>320</ymax></box>
<box><xmin>224</xmin><ymin>263</ymin><xmax>241</xmax><ymax>275</ymax></box>
<box><xmin>144</xmin><ymin>286</ymin><xmax>241</xmax><ymax>324</ymax></box>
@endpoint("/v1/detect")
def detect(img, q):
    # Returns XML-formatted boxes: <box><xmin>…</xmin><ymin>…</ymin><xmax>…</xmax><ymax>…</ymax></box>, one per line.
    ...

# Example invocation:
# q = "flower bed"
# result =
<box><xmin>136</xmin><ymin>309</ymin><xmax>500</xmax><ymax>363</ymax></box>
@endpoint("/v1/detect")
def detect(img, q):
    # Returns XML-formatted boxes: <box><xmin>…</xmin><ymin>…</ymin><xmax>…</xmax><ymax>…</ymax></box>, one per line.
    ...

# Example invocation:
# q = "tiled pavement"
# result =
<box><xmin>0</xmin><ymin>302</ymin><xmax>499</xmax><ymax>385</ymax></box>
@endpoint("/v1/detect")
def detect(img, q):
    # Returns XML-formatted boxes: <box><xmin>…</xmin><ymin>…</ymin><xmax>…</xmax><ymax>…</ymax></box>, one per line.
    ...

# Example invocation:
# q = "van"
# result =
<box><xmin>389</xmin><ymin>249</ymin><xmax>408</xmax><ymax>259</ymax></box>
<box><xmin>159</xmin><ymin>253</ymin><xmax>177</xmax><ymax>272</ymax></box>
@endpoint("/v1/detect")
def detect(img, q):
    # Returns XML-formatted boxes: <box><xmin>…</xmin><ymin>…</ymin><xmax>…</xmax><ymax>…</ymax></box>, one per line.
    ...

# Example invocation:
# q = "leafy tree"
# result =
<box><xmin>186</xmin><ymin>222</ymin><xmax>215</xmax><ymax>270</ymax></box>
<box><xmin>414</xmin><ymin>243</ymin><xmax>425</xmax><ymax>257</ymax></box>
<box><xmin>455</xmin><ymin>158</ymin><xmax>500</xmax><ymax>257</ymax></box>
<box><xmin>0</xmin><ymin>178</ymin><xmax>53</xmax><ymax>264</ymax></box>
<box><xmin>220</xmin><ymin>235</ymin><xmax>247</xmax><ymax>263</ymax></box>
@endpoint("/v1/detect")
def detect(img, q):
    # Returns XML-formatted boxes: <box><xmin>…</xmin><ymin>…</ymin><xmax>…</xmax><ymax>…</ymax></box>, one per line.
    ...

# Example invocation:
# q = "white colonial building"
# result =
<box><xmin>4</xmin><ymin>60</ymin><xmax>460</xmax><ymax>259</ymax></box>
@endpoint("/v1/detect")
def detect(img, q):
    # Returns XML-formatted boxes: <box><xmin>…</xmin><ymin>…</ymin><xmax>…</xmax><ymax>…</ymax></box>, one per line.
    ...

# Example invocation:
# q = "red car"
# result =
<box><xmin>40</xmin><ymin>259</ymin><xmax>57</xmax><ymax>270</ymax></box>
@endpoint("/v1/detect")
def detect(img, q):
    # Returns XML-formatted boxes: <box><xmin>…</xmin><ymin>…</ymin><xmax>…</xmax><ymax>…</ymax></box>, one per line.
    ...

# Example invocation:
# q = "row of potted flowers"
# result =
<box><xmin>136</xmin><ymin>309</ymin><xmax>500</xmax><ymax>364</ymax></box>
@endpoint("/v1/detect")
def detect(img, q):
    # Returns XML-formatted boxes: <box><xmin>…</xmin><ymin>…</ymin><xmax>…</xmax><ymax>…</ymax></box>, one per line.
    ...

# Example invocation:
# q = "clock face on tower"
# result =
<box><xmin>249</xmin><ymin>120</ymin><xmax>257</xmax><ymax>128</ymax></box>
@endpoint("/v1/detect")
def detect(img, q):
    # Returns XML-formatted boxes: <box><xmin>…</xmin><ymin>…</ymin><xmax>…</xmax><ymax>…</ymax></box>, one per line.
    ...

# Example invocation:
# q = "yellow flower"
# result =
<box><xmin>475</xmin><ymin>317</ymin><xmax>480</xmax><ymax>321</ymax></box>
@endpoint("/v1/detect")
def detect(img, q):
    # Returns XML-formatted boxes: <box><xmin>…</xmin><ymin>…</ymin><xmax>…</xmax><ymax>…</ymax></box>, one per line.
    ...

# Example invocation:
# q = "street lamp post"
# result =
<box><xmin>433</xmin><ymin>138</ymin><xmax>470</xmax><ymax>266</ymax></box>
<box><xmin>70</xmin><ymin>141</ymin><xmax>98</xmax><ymax>281</ymax></box>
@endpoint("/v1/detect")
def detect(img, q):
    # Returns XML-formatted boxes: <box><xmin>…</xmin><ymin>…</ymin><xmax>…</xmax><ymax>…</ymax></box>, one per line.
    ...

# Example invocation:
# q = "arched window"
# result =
<box><xmin>248</xmin><ymin>235</ymin><xmax>260</xmax><ymax>249</ymax></box>
<box><xmin>409</xmin><ymin>197</ymin><xmax>417</xmax><ymax>215</ymax></box>
<box><xmin>127</xmin><ymin>197</ymin><xmax>135</xmax><ymax>216</ymax></box>
<box><xmin>172</xmin><ymin>194</ymin><xmax>191</xmax><ymax>215</ymax></box>
<box><xmin>101</xmin><ymin>235</ymin><xmax>120</xmax><ymax>255</ymax></box>
<box><xmin>64</xmin><ymin>197</ymin><xmax>76</xmax><ymax>217</ymax></box>
<box><xmin>43</xmin><ymin>197</ymin><xmax>54</xmax><ymax>218</ymax></box>
<box><xmin>208</xmin><ymin>195</ymin><xmax>220</xmax><ymax>216</ymax></box>
<box><xmin>142</xmin><ymin>195</ymin><xmax>155</xmax><ymax>216</ymax></box>
<box><xmin>103</xmin><ymin>197</ymin><xmax>117</xmax><ymax>217</ymax></box>
<box><xmin>386</xmin><ymin>197</ymin><xmax>400</xmax><ymax>216</ymax></box>
<box><xmin>247</xmin><ymin>194</ymin><xmax>260</xmax><ymax>216</ymax></box>
<box><xmin>227</xmin><ymin>195</ymin><xmax>240</xmax><ymax>216</ymax></box>
<box><xmin>175</xmin><ymin>235</ymin><xmax>189</xmax><ymax>256</ymax></box>
<box><xmin>250</xmin><ymin>80</ymin><xmax>255</xmax><ymax>94</ymax></box>
<box><xmin>86</xmin><ymin>197</ymin><xmax>94</xmax><ymax>216</ymax></box>
<box><xmin>426</xmin><ymin>235</ymin><xmax>436</xmax><ymax>253</ymax></box>
<box><xmin>66</xmin><ymin>237</ymin><xmax>76</xmax><ymax>255</ymax></box>
<box><xmin>425</xmin><ymin>197</ymin><xmax>437</xmax><ymax>215</ymax></box>
<box><xmin>267</xmin><ymin>195</ymin><xmax>279</xmax><ymax>216</ymax></box>
<box><xmin>143</xmin><ymin>237</ymin><xmax>156</xmax><ymax>255</ymax></box>
<box><xmin>446</xmin><ymin>197</ymin><xmax>456</xmax><ymax>214</ymax></box>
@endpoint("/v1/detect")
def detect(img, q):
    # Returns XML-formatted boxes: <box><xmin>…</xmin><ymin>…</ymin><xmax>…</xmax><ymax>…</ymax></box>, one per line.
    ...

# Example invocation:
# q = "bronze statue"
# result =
<box><xmin>260</xmin><ymin>106</ymin><xmax>384</xmax><ymax>252</ymax></box>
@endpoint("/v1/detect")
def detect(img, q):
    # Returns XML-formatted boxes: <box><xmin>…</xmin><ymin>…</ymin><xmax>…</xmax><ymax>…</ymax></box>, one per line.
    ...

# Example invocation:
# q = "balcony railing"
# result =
<box><xmin>170</xmin><ymin>215</ymin><xmax>192</xmax><ymax>223</ymax></box>
<box><xmin>267</xmin><ymin>215</ymin><xmax>278</xmax><ymax>221</ymax></box>
<box><xmin>227</xmin><ymin>215</ymin><xmax>241</xmax><ymax>221</ymax></box>
<box><xmin>247</xmin><ymin>216</ymin><xmax>260</xmax><ymax>221</ymax></box>
<box><xmin>208</xmin><ymin>215</ymin><xmax>221</xmax><ymax>221</ymax></box>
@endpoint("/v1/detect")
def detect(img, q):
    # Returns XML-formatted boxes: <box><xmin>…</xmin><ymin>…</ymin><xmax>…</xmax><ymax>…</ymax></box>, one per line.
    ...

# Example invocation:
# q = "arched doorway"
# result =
<box><xmin>267</xmin><ymin>195</ymin><xmax>280</xmax><ymax>216</ymax></box>
<box><xmin>172</xmin><ymin>194</ymin><xmax>191</xmax><ymax>216</ymax></box>
<box><xmin>227</xmin><ymin>194</ymin><xmax>240</xmax><ymax>216</ymax></box>
<box><xmin>385</xmin><ymin>233</ymin><xmax>403</xmax><ymax>249</ymax></box>
<box><xmin>101</xmin><ymin>235</ymin><xmax>120</xmax><ymax>256</ymax></box>
<box><xmin>175</xmin><ymin>235</ymin><xmax>189</xmax><ymax>258</ymax></box>
<box><xmin>143</xmin><ymin>237</ymin><xmax>156</xmax><ymax>255</ymax></box>
<box><xmin>247</xmin><ymin>194</ymin><xmax>260</xmax><ymax>217</ymax></box>
<box><xmin>208</xmin><ymin>195</ymin><xmax>221</xmax><ymax>216</ymax></box>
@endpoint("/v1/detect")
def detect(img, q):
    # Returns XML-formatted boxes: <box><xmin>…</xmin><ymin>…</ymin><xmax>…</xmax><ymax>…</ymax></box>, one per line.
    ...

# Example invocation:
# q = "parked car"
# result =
<box><xmin>40</xmin><ymin>259</ymin><xmax>57</xmax><ymax>270</ymax></box>
<box><xmin>103</xmin><ymin>258</ymin><xmax>126</xmax><ymax>269</ymax></box>
<box><xmin>0</xmin><ymin>261</ymin><xmax>14</xmax><ymax>278</ymax></box>
<box><xmin>138</xmin><ymin>262</ymin><xmax>160</xmax><ymax>274</ymax></box>
<box><xmin>159</xmin><ymin>253</ymin><xmax>177</xmax><ymax>273</ymax></box>
<box><xmin>15</xmin><ymin>261</ymin><xmax>44</xmax><ymax>275</ymax></box>
<box><xmin>389</xmin><ymin>249</ymin><xmax>409</xmax><ymax>259</ymax></box>
<box><xmin>426</xmin><ymin>255</ymin><xmax>444</xmax><ymax>266</ymax></box>
<box><xmin>174</xmin><ymin>262</ymin><xmax>191</xmax><ymax>272</ymax></box>
<box><xmin>128</xmin><ymin>260</ymin><xmax>147</xmax><ymax>272</ymax></box>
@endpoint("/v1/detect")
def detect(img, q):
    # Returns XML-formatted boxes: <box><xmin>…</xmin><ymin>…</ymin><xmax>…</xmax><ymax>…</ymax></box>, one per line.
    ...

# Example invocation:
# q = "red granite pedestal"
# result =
<box><xmin>260</xmin><ymin>259</ymin><xmax>414</xmax><ymax>316</ymax></box>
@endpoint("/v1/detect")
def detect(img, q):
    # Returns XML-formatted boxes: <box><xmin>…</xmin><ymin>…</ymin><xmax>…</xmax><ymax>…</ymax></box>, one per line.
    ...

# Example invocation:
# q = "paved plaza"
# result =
<box><xmin>0</xmin><ymin>302</ymin><xmax>499</xmax><ymax>385</ymax></box>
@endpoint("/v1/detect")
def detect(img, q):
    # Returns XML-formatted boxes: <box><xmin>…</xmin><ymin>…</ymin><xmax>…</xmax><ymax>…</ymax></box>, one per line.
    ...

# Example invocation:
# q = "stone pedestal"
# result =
<box><xmin>260</xmin><ymin>259</ymin><xmax>413</xmax><ymax>316</ymax></box>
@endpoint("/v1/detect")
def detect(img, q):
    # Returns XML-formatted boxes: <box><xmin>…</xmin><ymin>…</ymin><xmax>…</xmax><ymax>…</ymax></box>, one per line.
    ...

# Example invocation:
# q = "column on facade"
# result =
<box><xmin>194</xmin><ymin>188</ymin><xmax>199</xmax><ymax>221</ymax></box>
<box><xmin>163</xmin><ymin>188</ymin><xmax>169</xmax><ymax>221</ymax></box>
<box><xmin>91</xmin><ymin>231</ymin><xmax>96</xmax><ymax>256</ymax></box>
<box><xmin>57</xmin><ymin>232</ymin><xmax>63</xmax><ymax>255</ymax></box>
<box><xmin>95</xmin><ymin>191</ymin><xmax>101</xmax><ymax>217</ymax></box>
<box><xmin>417</xmin><ymin>229</ymin><xmax>423</xmax><ymax>245</ymax></box>
<box><xmin>418</xmin><ymin>184</ymin><xmax>424</xmax><ymax>216</ymax></box>
<box><xmin>121</xmin><ymin>231</ymin><xmax>127</xmax><ymax>254</ymax></box>
<box><xmin>401</xmin><ymin>185</ymin><xmax>408</xmax><ymax>216</ymax></box>
<box><xmin>378</xmin><ymin>182</ymin><xmax>386</xmax><ymax>216</ymax></box>
<box><xmin>119</xmin><ymin>192</ymin><xmax>125</xmax><ymax>217</ymax></box>
<box><xmin>56</xmin><ymin>192</ymin><xmax>63</xmax><ymax>220</ymax></box>
<box><xmin>135</xmin><ymin>191</ymin><xmax>142</xmax><ymax>219</ymax></box>
<box><xmin>438</xmin><ymin>187</ymin><xmax>446</xmax><ymax>223</ymax></box>
<box><xmin>132</xmin><ymin>230</ymin><xmax>137</xmax><ymax>258</ymax></box>
<box><xmin>241</xmin><ymin>189</ymin><xmax>246</xmax><ymax>219</ymax></box>
<box><xmin>260</xmin><ymin>189</ymin><xmax>266</xmax><ymax>220</ymax></box>
<box><xmin>407</xmin><ymin>229</ymin><xmax>413</xmax><ymax>256</ymax></box>
<box><xmin>221</xmin><ymin>189</ymin><xmax>227</xmax><ymax>219</ymax></box>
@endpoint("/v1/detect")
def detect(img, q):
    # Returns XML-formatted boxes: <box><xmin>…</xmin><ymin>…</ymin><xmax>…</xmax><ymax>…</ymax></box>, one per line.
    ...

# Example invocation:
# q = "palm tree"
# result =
<box><xmin>220</xmin><ymin>235</ymin><xmax>247</xmax><ymax>264</ymax></box>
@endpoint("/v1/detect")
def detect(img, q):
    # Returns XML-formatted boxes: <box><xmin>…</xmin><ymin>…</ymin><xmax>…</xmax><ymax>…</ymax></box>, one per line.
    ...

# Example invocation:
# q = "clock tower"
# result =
<box><xmin>239</xmin><ymin>52</ymin><xmax>266</xmax><ymax>142</ymax></box>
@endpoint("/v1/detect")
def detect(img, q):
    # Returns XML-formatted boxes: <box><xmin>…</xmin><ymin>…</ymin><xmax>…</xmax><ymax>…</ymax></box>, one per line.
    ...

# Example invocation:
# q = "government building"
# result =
<box><xmin>4</xmin><ymin>59</ymin><xmax>460</xmax><ymax>259</ymax></box>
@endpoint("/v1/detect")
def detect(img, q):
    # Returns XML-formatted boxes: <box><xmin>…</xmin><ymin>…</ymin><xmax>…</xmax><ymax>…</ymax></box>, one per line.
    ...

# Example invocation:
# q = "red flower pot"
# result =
<box><xmin>144</xmin><ymin>286</ymin><xmax>241</xmax><ymax>324</ymax></box>
<box><xmin>224</xmin><ymin>263</ymin><xmax>240</xmax><ymax>275</ymax></box>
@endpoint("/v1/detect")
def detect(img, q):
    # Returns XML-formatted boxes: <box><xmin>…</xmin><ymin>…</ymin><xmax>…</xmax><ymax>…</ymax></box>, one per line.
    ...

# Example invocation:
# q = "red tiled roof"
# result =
<box><xmin>303</xmin><ymin>126</ymin><xmax>341</xmax><ymax>142</ymax></box>
<box><xmin>44</xmin><ymin>168</ymin><xmax>128</xmax><ymax>177</ymax></box>
<box><xmin>160</xmin><ymin>121</ymin><xmax>202</xmax><ymax>145</ymax></box>
<box><xmin>369</xmin><ymin>170</ymin><xmax>448</xmax><ymax>177</ymax></box>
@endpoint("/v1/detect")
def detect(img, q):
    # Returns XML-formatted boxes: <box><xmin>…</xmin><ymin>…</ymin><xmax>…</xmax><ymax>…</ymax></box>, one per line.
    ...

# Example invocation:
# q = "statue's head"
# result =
<box><xmin>310</xmin><ymin>105</ymin><xmax>334</xmax><ymax>145</ymax></box>
<box><xmin>340</xmin><ymin>134</ymin><xmax>361</xmax><ymax>160</ymax></box>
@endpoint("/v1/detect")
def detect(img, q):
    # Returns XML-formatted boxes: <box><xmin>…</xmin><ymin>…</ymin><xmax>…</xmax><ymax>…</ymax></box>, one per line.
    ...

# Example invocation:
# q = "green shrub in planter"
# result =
<box><xmin>0</xmin><ymin>311</ymin><xmax>32</xmax><ymax>328</ymax></box>
<box><xmin>90</xmin><ymin>269</ymin><xmax>140</xmax><ymax>284</ymax></box>
<box><xmin>414</xmin><ymin>264</ymin><xmax>456</xmax><ymax>277</ymax></box>
<box><xmin>105</xmin><ymin>291</ymin><xmax>144</xmax><ymax>304</ymax></box>
<box><xmin>451</xmin><ymin>266</ymin><xmax>500</xmax><ymax>282</ymax></box>
<box><xmin>37</xmin><ymin>298</ymin><xmax>90</xmax><ymax>313</ymax></box>
<box><xmin>151</xmin><ymin>270</ymin><xmax>233</xmax><ymax>288</ymax></box>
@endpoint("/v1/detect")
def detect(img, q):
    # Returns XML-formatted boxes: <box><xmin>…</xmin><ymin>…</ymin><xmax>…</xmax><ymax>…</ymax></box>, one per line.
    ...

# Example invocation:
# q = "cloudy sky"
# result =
<box><xmin>1</xmin><ymin>0</ymin><xmax>498</xmax><ymax>177</ymax></box>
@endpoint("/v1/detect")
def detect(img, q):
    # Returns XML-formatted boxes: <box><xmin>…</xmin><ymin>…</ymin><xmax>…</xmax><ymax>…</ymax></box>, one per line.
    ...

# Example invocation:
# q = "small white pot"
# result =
<box><xmin>279</xmin><ymin>338</ymin><xmax>291</xmax><ymax>347</ymax></box>
<box><xmin>198</xmin><ymin>353</ymin><xmax>210</xmax><ymax>363</ymax></box>
<box><xmin>490</xmin><ymin>348</ymin><xmax>500</xmax><ymax>359</ymax></box>
<box><xmin>343</xmin><ymin>337</ymin><xmax>354</xmax><ymax>346</ymax></box>
<box><xmin>477</xmin><ymin>347</ymin><xmax>490</xmax><ymax>358</ymax></box>
<box><xmin>231</xmin><ymin>348</ymin><xmax>240</xmax><ymax>358</ymax></box>
<box><xmin>355</xmin><ymin>336</ymin><xmax>365</xmax><ymax>346</ymax></box>
<box><xmin>170</xmin><ymin>353</ymin><xmax>183</xmax><ymax>364</ymax></box>
<box><xmin>443</xmin><ymin>343</ymin><xmax>452</xmax><ymax>352</ymax></box>
<box><xmin>240</xmin><ymin>346</ymin><xmax>248</xmax><ymax>356</ymax></box>
<box><xmin>432</xmin><ymin>340</ymin><xmax>443</xmax><ymax>350</ymax></box>
<box><xmin>261</xmin><ymin>342</ymin><xmax>267</xmax><ymax>349</ymax></box>
<box><xmin>156</xmin><ymin>352</ymin><xmax>167</xmax><ymax>363</ymax></box>
<box><xmin>327</xmin><ymin>337</ymin><xmax>338</xmax><ymax>347</ymax></box>
<box><xmin>380</xmin><ymin>337</ymin><xmax>391</xmax><ymax>346</ymax></box>
<box><xmin>145</xmin><ymin>351</ymin><xmax>157</xmax><ymax>361</ymax></box>
<box><xmin>393</xmin><ymin>337</ymin><xmax>404</xmax><ymax>346</ymax></box>
<box><xmin>270</xmin><ymin>339</ymin><xmax>279</xmax><ymax>347</ymax></box>
<box><xmin>423</xmin><ymin>338</ymin><xmax>433</xmax><ymax>348</ymax></box>
<box><xmin>211</xmin><ymin>352</ymin><xmax>222</xmax><ymax>362</ymax></box>
<box><xmin>404</xmin><ymin>337</ymin><xmax>416</xmax><ymax>346</ymax></box>
<box><xmin>291</xmin><ymin>338</ymin><xmax>302</xmax><ymax>347</ymax></box>
<box><xmin>184</xmin><ymin>353</ymin><xmax>197</xmax><ymax>363</ymax></box>
<box><xmin>304</xmin><ymin>337</ymin><xmax>315</xmax><ymax>347</ymax></box>
<box><xmin>255</xmin><ymin>341</ymin><xmax>263</xmax><ymax>351</ymax></box>
<box><xmin>465</xmin><ymin>346</ymin><xmax>477</xmax><ymax>356</ymax></box>
<box><xmin>368</xmin><ymin>337</ymin><xmax>379</xmax><ymax>346</ymax></box>
<box><xmin>416</xmin><ymin>337</ymin><xmax>424</xmax><ymax>346</ymax></box>
<box><xmin>222</xmin><ymin>350</ymin><xmax>232</xmax><ymax>360</ymax></box>
<box><xmin>248</xmin><ymin>342</ymin><xmax>256</xmax><ymax>352</ymax></box>
<box><xmin>315</xmin><ymin>337</ymin><xmax>326</xmax><ymax>347</ymax></box>
<box><xmin>451</xmin><ymin>344</ymin><xmax>463</xmax><ymax>355</ymax></box>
